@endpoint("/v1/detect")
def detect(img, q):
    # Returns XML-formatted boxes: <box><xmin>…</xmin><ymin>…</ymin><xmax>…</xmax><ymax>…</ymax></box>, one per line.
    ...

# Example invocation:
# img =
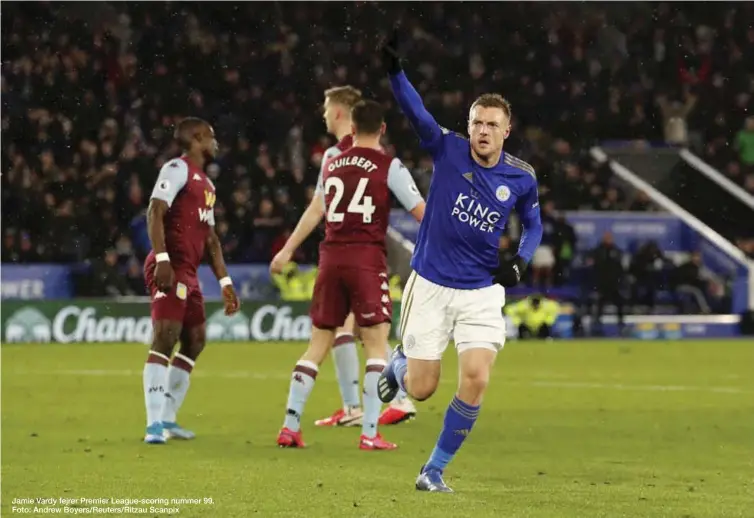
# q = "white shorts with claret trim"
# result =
<box><xmin>397</xmin><ymin>271</ymin><xmax>507</xmax><ymax>361</ymax></box>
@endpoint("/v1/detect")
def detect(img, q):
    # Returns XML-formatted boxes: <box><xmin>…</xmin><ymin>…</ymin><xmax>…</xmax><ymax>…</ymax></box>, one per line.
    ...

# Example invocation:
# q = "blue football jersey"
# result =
<box><xmin>390</xmin><ymin>71</ymin><xmax>543</xmax><ymax>289</ymax></box>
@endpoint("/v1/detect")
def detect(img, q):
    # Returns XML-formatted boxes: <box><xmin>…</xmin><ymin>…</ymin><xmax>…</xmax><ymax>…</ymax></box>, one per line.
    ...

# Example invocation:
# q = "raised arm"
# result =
<box><xmin>382</xmin><ymin>31</ymin><xmax>444</xmax><ymax>154</ymax></box>
<box><xmin>387</xmin><ymin>158</ymin><xmax>426</xmax><ymax>222</ymax></box>
<box><xmin>389</xmin><ymin>72</ymin><xmax>444</xmax><ymax>153</ymax></box>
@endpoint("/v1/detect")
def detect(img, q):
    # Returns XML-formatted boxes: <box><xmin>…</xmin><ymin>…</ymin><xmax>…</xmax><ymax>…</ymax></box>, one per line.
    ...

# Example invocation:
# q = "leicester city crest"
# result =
<box><xmin>496</xmin><ymin>185</ymin><xmax>511</xmax><ymax>202</ymax></box>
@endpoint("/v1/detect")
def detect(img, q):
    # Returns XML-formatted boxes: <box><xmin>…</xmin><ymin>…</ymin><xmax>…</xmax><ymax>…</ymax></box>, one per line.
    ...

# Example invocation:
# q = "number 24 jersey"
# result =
<box><xmin>318</xmin><ymin>145</ymin><xmax>423</xmax><ymax>266</ymax></box>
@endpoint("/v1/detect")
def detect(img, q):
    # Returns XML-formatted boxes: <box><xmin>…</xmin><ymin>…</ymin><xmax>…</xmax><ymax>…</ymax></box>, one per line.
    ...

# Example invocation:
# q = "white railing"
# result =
<box><xmin>591</xmin><ymin>147</ymin><xmax>754</xmax><ymax>310</ymax></box>
<box><xmin>679</xmin><ymin>149</ymin><xmax>754</xmax><ymax>210</ymax></box>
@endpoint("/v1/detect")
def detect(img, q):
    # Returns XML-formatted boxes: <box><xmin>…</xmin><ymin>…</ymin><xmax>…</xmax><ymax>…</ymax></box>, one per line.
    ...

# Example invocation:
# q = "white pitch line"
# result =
<box><xmin>8</xmin><ymin>369</ymin><xmax>753</xmax><ymax>395</ymax></box>
<box><xmin>525</xmin><ymin>380</ymin><xmax>750</xmax><ymax>394</ymax></box>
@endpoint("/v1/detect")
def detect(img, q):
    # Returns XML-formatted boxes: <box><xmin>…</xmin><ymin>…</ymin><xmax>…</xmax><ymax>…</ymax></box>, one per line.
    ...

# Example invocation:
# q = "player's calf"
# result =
<box><xmin>278</xmin><ymin>326</ymin><xmax>334</xmax><ymax>444</ymax></box>
<box><xmin>379</xmin><ymin>346</ymin><xmax>441</xmax><ymax>403</ymax></box>
<box><xmin>143</xmin><ymin>321</ymin><xmax>181</xmax><ymax>444</ymax></box>
<box><xmin>160</xmin><ymin>325</ymin><xmax>205</xmax><ymax>439</ymax></box>
<box><xmin>362</xmin><ymin>358</ymin><xmax>387</xmax><ymax>438</ymax></box>
<box><xmin>415</xmin><ymin>346</ymin><xmax>496</xmax><ymax>484</ymax></box>
<box><xmin>399</xmin><ymin>355</ymin><xmax>442</xmax><ymax>402</ymax></box>
<box><xmin>329</xmin><ymin>331</ymin><xmax>361</xmax><ymax>411</ymax></box>
<box><xmin>281</xmin><ymin>360</ymin><xmax>319</xmax><ymax>433</ymax></box>
<box><xmin>360</xmin><ymin>322</ymin><xmax>398</xmax><ymax>449</ymax></box>
<box><xmin>178</xmin><ymin>325</ymin><xmax>206</xmax><ymax>360</ymax></box>
<box><xmin>161</xmin><ymin>352</ymin><xmax>196</xmax><ymax>440</ymax></box>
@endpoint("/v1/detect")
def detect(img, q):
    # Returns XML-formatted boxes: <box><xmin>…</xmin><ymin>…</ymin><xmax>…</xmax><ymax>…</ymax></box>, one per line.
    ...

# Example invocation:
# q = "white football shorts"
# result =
<box><xmin>398</xmin><ymin>271</ymin><xmax>507</xmax><ymax>361</ymax></box>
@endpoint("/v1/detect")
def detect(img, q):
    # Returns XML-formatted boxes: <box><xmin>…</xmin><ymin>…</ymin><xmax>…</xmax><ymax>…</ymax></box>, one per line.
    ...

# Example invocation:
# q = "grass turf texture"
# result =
<box><xmin>2</xmin><ymin>340</ymin><xmax>753</xmax><ymax>518</ymax></box>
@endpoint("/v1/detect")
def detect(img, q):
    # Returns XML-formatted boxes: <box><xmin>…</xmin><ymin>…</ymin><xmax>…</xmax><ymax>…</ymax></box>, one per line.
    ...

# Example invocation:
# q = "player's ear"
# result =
<box><xmin>351</xmin><ymin>123</ymin><xmax>357</xmax><ymax>135</ymax></box>
<box><xmin>380</xmin><ymin>122</ymin><xmax>386</xmax><ymax>136</ymax></box>
<box><xmin>504</xmin><ymin>124</ymin><xmax>511</xmax><ymax>139</ymax></box>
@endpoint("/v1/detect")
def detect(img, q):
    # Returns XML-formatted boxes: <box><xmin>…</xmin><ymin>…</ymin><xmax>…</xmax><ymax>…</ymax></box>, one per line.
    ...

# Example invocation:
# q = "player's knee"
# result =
<box><xmin>152</xmin><ymin>322</ymin><xmax>181</xmax><ymax>355</ymax></box>
<box><xmin>359</xmin><ymin>322</ymin><xmax>390</xmax><ymax>357</ymax></box>
<box><xmin>180</xmin><ymin>339</ymin><xmax>205</xmax><ymax>361</ymax></box>
<box><xmin>459</xmin><ymin>364</ymin><xmax>491</xmax><ymax>398</ymax></box>
<box><xmin>407</xmin><ymin>373</ymin><xmax>439</xmax><ymax>401</ymax></box>
<box><xmin>461</xmin><ymin>373</ymin><xmax>490</xmax><ymax>395</ymax></box>
<box><xmin>405</xmin><ymin>358</ymin><xmax>441</xmax><ymax>400</ymax></box>
<box><xmin>179</xmin><ymin>326</ymin><xmax>206</xmax><ymax>361</ymax></box>
<box><xmin>302</xmin><ymin>345</ymin><xmax>329</xmax><ymax>366</ymax></box>
<box><xmin>301</xmin><ymin>326</ymin><xmax>336</xmax><ymax>365</ymax></box>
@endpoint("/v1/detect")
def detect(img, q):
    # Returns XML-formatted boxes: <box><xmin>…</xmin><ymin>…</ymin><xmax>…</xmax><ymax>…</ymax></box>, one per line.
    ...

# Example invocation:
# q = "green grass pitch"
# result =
<box><xmin>2</xmin><ymin>340</ymin><xmax>753</xmax><ymax>518</ymax></box>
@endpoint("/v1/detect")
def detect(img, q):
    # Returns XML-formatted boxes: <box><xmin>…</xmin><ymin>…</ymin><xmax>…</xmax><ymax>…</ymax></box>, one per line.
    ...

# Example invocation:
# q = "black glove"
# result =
<box><xmin>495</xmin><ymin>255</ymin><xmax>527</xmax><ymax>288</ymax></box>
<box><xmin>380</xmin><ymin>28</ymin><xmax>404</xmax><ymax>75</ymax></box>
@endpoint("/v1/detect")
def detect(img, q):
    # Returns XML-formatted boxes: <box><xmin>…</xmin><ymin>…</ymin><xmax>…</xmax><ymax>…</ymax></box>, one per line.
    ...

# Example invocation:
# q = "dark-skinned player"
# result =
<box><xmin>142</xmin><ymin>117</ymin><xmax>240</xmax><ymax>444</ymax></box>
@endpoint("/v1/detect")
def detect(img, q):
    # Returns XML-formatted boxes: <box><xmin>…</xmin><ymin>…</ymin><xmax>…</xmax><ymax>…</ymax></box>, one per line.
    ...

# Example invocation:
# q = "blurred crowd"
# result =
<box><xmin>509</xmin><ymin>213</ymin><xmax>725</xmax><ymax>316</ymax></box>
<box><xmin>2</xmin><ymin>3</ymin><xmax>753</xmax><ymax>281</ymax></box>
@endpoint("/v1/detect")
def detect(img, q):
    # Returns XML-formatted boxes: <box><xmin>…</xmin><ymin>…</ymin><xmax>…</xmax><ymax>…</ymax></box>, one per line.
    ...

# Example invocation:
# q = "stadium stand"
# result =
<box><xmin>2</xmin><ymin>3</ymin><xmax>753</xmax><ymax>316</ymax></box>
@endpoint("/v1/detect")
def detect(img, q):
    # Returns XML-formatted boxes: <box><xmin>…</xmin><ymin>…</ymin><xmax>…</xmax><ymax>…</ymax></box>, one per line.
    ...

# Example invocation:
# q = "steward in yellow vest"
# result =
<box><xmin>505</xmin><ymin>294</ymin><xmax>560</xmax><ymax>339</ymax></box>
<box><xmin>271</xmin><ymin>262</ymin><xmax>310</xmax><ymax>301</ymax></box>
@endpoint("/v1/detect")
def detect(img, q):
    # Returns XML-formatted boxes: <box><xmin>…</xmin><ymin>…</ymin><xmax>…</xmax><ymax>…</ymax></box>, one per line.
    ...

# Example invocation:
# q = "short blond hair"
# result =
<box><xmin>470</xmin><ymin>93</ymin><xmax>512</xmax><ymax>120</ymax></box>
<box><xmin>324</xmin><ymin>85</ymin><xmax>363</xmax><ymax>108</ymax></box>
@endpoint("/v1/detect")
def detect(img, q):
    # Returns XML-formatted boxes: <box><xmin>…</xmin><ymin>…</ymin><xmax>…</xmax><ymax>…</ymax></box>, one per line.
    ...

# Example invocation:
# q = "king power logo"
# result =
<box><xmin>451</xmin><ymin>193</ymin><xmax>501</xmax><ymax>233</ymax></box>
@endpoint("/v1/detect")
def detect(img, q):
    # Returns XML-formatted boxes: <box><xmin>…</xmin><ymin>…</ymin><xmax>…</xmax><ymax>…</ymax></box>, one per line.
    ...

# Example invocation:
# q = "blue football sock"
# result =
<box><xmin>426</xmin><ymin>396</ymin><xmax>480</xmax><ymax>472</ymax></box>
<box><xmin>392</xmin><ymin>355</ymin><xmax>408</xmax><ymax>393</ymax></box>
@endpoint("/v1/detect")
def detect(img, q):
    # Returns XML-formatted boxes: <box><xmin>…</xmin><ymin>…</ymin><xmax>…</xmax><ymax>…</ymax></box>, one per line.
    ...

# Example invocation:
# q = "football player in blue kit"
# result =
<box><xmin>377</xmin><ymin>30</ymin><xmax>544</xmax><ymax>492</ymax></box>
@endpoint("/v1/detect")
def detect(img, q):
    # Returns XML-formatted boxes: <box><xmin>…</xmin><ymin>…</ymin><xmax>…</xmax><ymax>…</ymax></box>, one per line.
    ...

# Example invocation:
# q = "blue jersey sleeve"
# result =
<box><xmin>389</xmin><ymin>71</ymin><xmax>445</xmax><ymax>155</ymax></box>
<box><xmin>515</xmin><ymin>181</ymin><xmax>543</xmax><ymax>263</ymax></box>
